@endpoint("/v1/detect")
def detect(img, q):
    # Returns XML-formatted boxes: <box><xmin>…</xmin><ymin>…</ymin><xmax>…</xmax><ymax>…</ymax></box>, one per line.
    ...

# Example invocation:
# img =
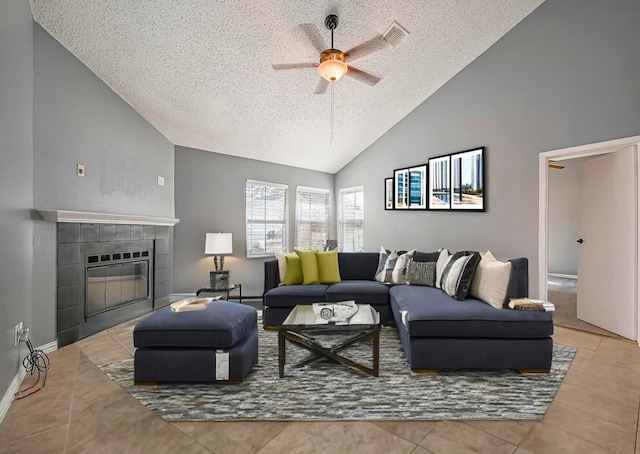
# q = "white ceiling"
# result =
<box><xmin>30</xmin><ymin>0</ymin><xmax>544</xmax><ymax>174</ymax></box>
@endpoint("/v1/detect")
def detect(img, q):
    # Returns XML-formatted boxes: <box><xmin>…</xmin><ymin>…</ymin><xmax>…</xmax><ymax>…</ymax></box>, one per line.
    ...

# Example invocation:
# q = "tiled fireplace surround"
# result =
<box><xmin>55</xmin><ymin>222</ymin><xmax>173</xmax><ymax>347</ymax></box>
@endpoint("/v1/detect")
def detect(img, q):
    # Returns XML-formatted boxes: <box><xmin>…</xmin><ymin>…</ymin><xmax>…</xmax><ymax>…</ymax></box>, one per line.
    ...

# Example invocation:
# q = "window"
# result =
<box><xmin>338</xmin><ymin>186</ymin><xmax>364</xmax><ymax>252</ymax></box>
<box><xmin>246</xmin><ymin>179</ymin><xmax>288</xmax><ymax>257</ymax></box>
<box><xmin>295</xmin><ymin>186</ymin><xmax>330</xmax><ymax>250</ymax></box>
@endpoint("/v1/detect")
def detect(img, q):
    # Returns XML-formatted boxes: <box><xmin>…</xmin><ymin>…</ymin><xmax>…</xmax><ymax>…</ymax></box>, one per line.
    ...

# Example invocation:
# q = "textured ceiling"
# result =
<box><xmin>30</xmin><ymin>1</ymin><xmax>544</xmax><ymax>173</ymax></box>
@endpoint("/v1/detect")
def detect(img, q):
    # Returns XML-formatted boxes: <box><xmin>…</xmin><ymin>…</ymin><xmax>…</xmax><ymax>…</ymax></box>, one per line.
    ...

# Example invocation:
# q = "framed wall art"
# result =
<box><xmin>451</xmin><ymin>147</ymin><xmax>485</xmax><ymax>211</ymax></box>
<box><xmin>428</xmin><ymin>155</ymin><xmax>451</xmax><ymax>210</ymax></box>
<box><xmin>394</xmin><ymin>168</ymin><xmax>409</xmax><ymax>209</ymax></box>
<box><xmin>384</xmin><ymin>178</ymin><xmax>394</xmax><ymax>210</ymax></box>
<box><xmin>408</xmin><ymin>164</ymin><xmax>427</xmax><ymax>209</ymax></box>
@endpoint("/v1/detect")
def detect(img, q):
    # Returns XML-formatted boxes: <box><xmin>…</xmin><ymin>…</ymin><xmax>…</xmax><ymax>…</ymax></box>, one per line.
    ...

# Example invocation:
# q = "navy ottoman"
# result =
<box><xmin>133</xmin><ymin>301</ymin><xmax>258</xmax><ymax>383</ymax></box>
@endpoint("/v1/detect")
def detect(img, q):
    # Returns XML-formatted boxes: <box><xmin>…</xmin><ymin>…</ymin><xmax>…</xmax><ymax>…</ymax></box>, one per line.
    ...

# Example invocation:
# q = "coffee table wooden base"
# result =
<box><xmin>278</xmin><ymin>327</ymin><xmax>380</xmax><ymax>378</ymax></box>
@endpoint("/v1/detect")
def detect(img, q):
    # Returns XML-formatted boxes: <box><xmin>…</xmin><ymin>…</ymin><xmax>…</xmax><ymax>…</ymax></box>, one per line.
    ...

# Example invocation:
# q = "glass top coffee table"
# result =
<box><xmin>278</xmin><ymin>303</ymin><xmax>381</xmax><ymax>378</ymax></box>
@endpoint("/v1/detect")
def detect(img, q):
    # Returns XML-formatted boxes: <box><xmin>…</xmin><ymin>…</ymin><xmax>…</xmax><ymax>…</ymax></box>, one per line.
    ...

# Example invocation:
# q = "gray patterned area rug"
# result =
<box><xmin>101</xmin><ymin>325</ymin><xmax>575</xmax><ymax>421</ymax></box>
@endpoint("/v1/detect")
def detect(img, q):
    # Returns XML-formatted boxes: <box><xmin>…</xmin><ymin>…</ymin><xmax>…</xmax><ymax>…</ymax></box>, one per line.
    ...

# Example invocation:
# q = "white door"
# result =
<box><xmin>577</xmin><ymin>147</ymin><xmax>637</xmax><ymax>339</ymax></box>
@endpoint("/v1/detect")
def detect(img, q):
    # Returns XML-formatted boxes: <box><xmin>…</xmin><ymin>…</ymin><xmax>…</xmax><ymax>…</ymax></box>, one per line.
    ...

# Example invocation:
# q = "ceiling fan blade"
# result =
<box><xmin>272</xmin><ymin>62</ymin><xmax>317</xmax><ymax>71</ymax></box>
<box><xmin>344</xmin><ymin>37</ymin><xmax>389</xmax><ymax>62</ymax></box>
<box><xmin>299</xmin><ymin>23</ymin><xmax>328</xmax><ymax>53</ymax></box>
<box><xmin>314</xmin><ymin>78</ymin><xmax>329</xmax><ymax>95</ymax></box>
<box><xmin>345</xmin><ymin>66</ymin><xmax>380</xmax><ymax>86</ymax></box>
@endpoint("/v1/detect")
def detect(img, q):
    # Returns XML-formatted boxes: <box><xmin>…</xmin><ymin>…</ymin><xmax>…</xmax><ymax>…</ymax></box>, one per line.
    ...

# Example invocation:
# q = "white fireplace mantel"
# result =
<box><xmin>37</xmin><ymin>209</ymin><xmax>180</xmax><ymax>226</ymax></box>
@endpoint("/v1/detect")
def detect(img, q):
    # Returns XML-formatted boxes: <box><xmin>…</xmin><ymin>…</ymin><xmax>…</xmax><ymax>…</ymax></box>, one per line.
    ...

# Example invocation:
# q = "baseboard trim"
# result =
<box><xmin>39</xmin><ymin>340</ymin><xmax>58</xmax><ymax>354</ymax></box>
<box><xmin>0</xmin><ymin>367</ymin><xmax>26</xmax><ymax>426</ymax></box>
<box><xmin>0</xmin><ymin>340</ymin><xmax>58</xmax><ymax>425</ymax></box>
<box><xmin>548</xmin><ymin>273</ymin><xmax>577</xmax><ymax>280</ymax></box>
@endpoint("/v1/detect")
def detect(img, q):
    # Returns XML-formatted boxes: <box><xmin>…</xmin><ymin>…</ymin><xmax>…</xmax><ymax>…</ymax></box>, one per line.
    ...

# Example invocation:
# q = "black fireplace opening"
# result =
<box><xmin>77</xmin><ymin>239</ymin><xmax>155</xmax><ymax>339</ymax></box>
<box><xmin>85</xmin><ymin>251</ymin><xmax>150</xmax><ymax>319</ymax></box>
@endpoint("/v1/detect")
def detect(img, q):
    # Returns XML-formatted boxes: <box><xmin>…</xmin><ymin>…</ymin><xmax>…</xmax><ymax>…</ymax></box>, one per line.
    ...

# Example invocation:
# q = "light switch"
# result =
<box><xmin>157</xmin><ymin>176</ymin><xmax>165</xmax><ymax>186</ymax></box>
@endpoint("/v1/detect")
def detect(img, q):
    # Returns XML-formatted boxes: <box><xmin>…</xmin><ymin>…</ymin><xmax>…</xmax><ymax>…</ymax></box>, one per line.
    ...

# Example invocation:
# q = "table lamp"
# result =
<box><xmin>205</xmin><ymin>233</ymin><xmax>233</xmax><ymax>289</ymax></box>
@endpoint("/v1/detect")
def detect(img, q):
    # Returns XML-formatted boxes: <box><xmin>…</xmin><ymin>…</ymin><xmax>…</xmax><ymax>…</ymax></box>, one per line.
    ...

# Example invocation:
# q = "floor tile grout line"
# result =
<box><xmin>62</xmin><ymin>347</ymin><xmax>81</xmax><ymax>454</ymax></box>
<box><xmin>537</xmin><ymin>417</ymin><xmax>633</xmax><ymax>452</ymax></box>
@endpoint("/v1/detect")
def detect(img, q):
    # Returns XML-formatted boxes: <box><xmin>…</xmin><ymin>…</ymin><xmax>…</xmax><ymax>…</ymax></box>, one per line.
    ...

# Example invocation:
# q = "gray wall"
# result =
<box><xmin>174</xmin><ymin>146</ymin><xmax>335</xmax><ymax>297</ymax></box>
<box><xmin>31</xmin><ymin>24</ymin><xmax>175</xmax><ymax>347</ymax></box>
<box><xmin>0</xmin><ymin>0</ymin><xmax>34</xmax><ymax>401</ymax></box>
<box><xmin>335</xmin><ymin>0</ymin><xmax>640</xmax><ymax>297</ymax></box>
<box><xmin>548</xmin><ymin>161</ymin><xmax>579</xmax><ymax>276</ymax></box>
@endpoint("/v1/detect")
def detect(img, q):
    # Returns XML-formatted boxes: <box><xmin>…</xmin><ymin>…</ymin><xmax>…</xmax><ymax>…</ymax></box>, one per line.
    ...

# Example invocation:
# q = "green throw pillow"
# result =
<box><xmin>283</xmin><ymin>254</ymin><xmax>303</xmax><ymax>285</ymax></box>
<box><xmin>296</xmin><ymin>249</ymin><xmax>319</xmax><ymax>284</ymax></box>
<box><xmin>316</xmin><ymin>249</ymin><xmax>341</xmax><ymax>284</ymax></box>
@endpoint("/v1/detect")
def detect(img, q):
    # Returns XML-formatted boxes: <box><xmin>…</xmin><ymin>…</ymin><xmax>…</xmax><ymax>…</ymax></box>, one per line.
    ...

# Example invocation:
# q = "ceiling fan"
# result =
<box><xmin>272</xmin><ymin>14</ymin><xmax>389</xmax><ymax>95</ymax></box>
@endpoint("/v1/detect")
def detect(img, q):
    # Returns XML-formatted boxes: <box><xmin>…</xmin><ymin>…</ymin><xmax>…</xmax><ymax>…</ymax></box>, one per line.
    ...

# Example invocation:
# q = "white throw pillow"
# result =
<box><xmin>391</xmin><ymin>249</ymin><xmax>416</xmax><ymax>284</ymax></box>
<box><xmin>374</xmin><ymin>246</ymin><xmax>390</xmax><ymax>281</ymax></box>
<box><xmin>469</xmin><ymin>251</ymin><xmax>512</xmax><ymax>309</ymax></box>
<box><xmin>276</xmin><ymin>253</ymin><xmax>287</xmax><ymax>284</ymax></box>
<box><xmin>435</xmin><ymin>248</ymin><xmax>451</xmax><ymax>289</ymax></box>
<box><xmin>375</xmin><ymin>250</ymin><xmax>399</xmax><ymax>283</ymax></box>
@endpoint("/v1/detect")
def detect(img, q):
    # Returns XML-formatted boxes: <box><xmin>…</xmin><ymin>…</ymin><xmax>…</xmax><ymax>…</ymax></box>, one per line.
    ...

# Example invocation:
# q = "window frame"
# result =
<box><xmin>294</xmin><ymin>185</ymin><xmax>331</xmax><ymax>251</ymax></box>
<box><xmin>245</xmin><ymin>179</ymin><xmax>289</xmax><ymax>258</ymax></box>
<box><xmin>338</xmin><ymin>185</ymin><xmax>365</xmax><ymax>253</ymax></box>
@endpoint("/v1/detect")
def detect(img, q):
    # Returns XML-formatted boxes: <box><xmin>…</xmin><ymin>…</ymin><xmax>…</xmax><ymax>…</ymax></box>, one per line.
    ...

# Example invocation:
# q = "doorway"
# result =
<box><xmin>538</xmin><ymin>135</ymin><xmax>640</xmax><ymax>344</ymax></box>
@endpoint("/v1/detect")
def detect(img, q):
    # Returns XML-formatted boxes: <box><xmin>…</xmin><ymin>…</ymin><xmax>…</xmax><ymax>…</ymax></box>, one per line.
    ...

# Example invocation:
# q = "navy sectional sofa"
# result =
<box><xmin>263</xmin><ymin>252</ymin><xmax>554</xmax><ymax>372</ymax></box>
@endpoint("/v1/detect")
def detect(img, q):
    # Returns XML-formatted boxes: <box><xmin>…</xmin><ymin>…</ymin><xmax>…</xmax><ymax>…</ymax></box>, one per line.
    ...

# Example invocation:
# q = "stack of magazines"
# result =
<box><xmin>508</xmin><ymin>298</ymin><xmax>555</xmax><ymax>312</ymax></box>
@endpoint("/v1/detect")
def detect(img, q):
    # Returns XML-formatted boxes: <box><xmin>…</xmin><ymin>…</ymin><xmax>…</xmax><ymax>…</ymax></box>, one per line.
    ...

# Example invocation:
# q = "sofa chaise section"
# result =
<box><xmin>390</xmin><ymin>258</ymin><xmax>554</xmax><ymax>372</ymax></box>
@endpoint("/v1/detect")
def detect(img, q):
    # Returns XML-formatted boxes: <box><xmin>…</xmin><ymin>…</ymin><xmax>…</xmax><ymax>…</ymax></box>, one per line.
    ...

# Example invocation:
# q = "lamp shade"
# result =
<box><xmin>205</xmin><ymin>233</ymin><xmax>233</xmax><ymax>255</ymax></box>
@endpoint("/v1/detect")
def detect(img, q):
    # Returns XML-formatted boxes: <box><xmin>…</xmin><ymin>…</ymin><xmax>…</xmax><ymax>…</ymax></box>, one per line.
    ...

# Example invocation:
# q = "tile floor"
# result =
<box><xmin>1</xmin><ymin>318</ymin><xmax>640</xmax><ymax>454</ymax></box>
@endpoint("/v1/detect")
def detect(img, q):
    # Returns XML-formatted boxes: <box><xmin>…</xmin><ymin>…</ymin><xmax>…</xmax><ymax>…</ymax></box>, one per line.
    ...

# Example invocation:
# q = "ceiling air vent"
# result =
<box><xmin>382</xmin><ymin>21</ymin><xmax>409</xmax><ymax>47</ymax></box>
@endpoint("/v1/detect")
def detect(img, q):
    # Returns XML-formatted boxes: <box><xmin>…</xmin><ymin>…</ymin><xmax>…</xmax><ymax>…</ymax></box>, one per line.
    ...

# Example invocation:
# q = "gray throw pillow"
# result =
<box><xmin>407</xmin><ymin>261</ymin><xmax>436</xmax><ymax>286</ymax></box>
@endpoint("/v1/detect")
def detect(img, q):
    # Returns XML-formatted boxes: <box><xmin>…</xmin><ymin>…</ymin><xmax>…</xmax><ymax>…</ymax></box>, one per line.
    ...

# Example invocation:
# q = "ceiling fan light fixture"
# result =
<box><xmin>317</xmin><ymin>50</ymin><xmax>348</xmax><ymax>82</ymax></box>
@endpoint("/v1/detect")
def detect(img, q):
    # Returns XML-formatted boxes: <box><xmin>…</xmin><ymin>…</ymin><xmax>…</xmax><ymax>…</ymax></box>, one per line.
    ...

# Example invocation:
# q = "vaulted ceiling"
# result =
<box><xmin>30</xmin><ymin>1</ymin><xmax>544</xmax><ymax>173</ymax></box>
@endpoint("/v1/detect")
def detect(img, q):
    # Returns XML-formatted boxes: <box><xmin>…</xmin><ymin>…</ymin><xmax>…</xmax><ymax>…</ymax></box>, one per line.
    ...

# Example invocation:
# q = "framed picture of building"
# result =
<box><xmin>385</xmin><ymin>178</ymin><xmax>394</xmax><ymax>210</ymax></box>
<box><xmin>408</xmin><ymin>164</ymin><xmax>427</xmax><ymax>209</ymax></box>
<box><xmin>451</xmin><ymin>147</ymin><xmax>485</xmax><ymax>211</ymax></box>
<box><xmin>394</xmin><ymin>168</ymin><xmax>409</xmax><ymax>209</ymax></box>
<box><xmin>428</xmin><ymin>156</ymin><xmax>451</xmax><ymax>210</ymax></box>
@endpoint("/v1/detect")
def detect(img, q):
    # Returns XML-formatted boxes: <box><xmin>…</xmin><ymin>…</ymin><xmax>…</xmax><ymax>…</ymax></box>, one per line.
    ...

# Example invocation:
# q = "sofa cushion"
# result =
<box><xmin>263</xmin><ymin>284</ymin><xmax>329</xmax><ymax>307</ymax></box>
<box><xmin>435</xmin><ymin>248</ymin><xmax>451</xmax><ymax>289</ymax></box>
<box><xmin>407</xmin><ymin>260</ymin><xmax>436</xmax><ymax>286</ymax></box>
<box><xmin>133</xmin><ymin>301</ymin><xmax>257</xmax><ymax>349</ymax></box>
<box><xmin>283</xmin><ymin>253</ymin><xmax>303</xmax><ymax>285</ymax></box>
<box><xmin>296</xmin><ymin>249</ymin><xmax>320</xmax><ymax>284</ymax></box>
<box><xmin>440</xmin><ymin>251</ymin><xmax>481</xmax><ymax>300</ymax></box>
<box><xmin>374</xmin><ymin>246</ymin><xmax>390</xmax><ymax>279</ymax></box>
<box><xmin>390</xmin><ymin>285</ymin><xmax>552</xmax><ymax>339</ymax></box>
<box><xmin>470</xmin><ymin>251</ymin><xmax>512</xmax><ymax>308</ymax></box>
<box><xmin>413</xmin><ymin>250</ymin><xmax>440</xmax><ymax>262</ymax></box>
<box><xmin>391</xmin><ymin>249</ymin><xmax>416</xmax><ymax>284</ymax></box>
<box><xmin>338</xmin><ymin>252</ymin><xmax>381</xmax><ymax>281</ymax></box>
<box><xmin>317</xmin><ymin>249</ymin><xmax>341</xmax><ymax>284</ymax></box>
<box><xmin>326</xmin><ymin>280</ymin><xmax>390</xmax><ymax>305</ymax></box>
<box><xmin>375</xmin><ymin>250</ymin><xmax>398</xmax><ymax>283</ymax></box>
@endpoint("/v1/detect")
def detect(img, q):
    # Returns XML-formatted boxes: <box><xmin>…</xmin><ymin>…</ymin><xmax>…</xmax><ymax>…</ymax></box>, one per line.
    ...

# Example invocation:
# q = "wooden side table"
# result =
<box><xmin>196</xmin><ymin>284</ymin><xmax>242</xmax><ymax>303</ymax></box>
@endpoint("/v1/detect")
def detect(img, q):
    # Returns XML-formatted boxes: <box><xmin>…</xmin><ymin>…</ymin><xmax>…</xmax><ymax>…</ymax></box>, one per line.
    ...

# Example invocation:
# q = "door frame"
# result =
<box><xmin>538</xmin><ymin>135</ymin><xmax>640</xmax><ymax>344</ymax></box>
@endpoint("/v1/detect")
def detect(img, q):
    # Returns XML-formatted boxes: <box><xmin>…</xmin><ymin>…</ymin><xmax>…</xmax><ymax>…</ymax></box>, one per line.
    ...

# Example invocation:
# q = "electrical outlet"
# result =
<box><xmin>14</xmin><ymin>322</ymin><xmax>22</xmax><ymax>347</ymax></box>
<box><xmin>77</xmin><ymin>164</ymin><xmax>85</xmax><ymax>177</ymax></box>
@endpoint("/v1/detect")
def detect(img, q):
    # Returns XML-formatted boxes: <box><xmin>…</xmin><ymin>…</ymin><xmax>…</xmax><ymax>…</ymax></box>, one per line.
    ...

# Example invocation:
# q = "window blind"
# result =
<box><xmin>295</xmin><ymin>185</ymin><xmax>331</xmax><ymax>250</ymax></box>
<box><xmin>338</xmin><ymin>186</ymin><xmax>365</xmax><ymax>252</ymax></box>
<box><xmin>245</xmin><ymin>179</ymin><xmax>288</xmax><ymax>257</ymax></box>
